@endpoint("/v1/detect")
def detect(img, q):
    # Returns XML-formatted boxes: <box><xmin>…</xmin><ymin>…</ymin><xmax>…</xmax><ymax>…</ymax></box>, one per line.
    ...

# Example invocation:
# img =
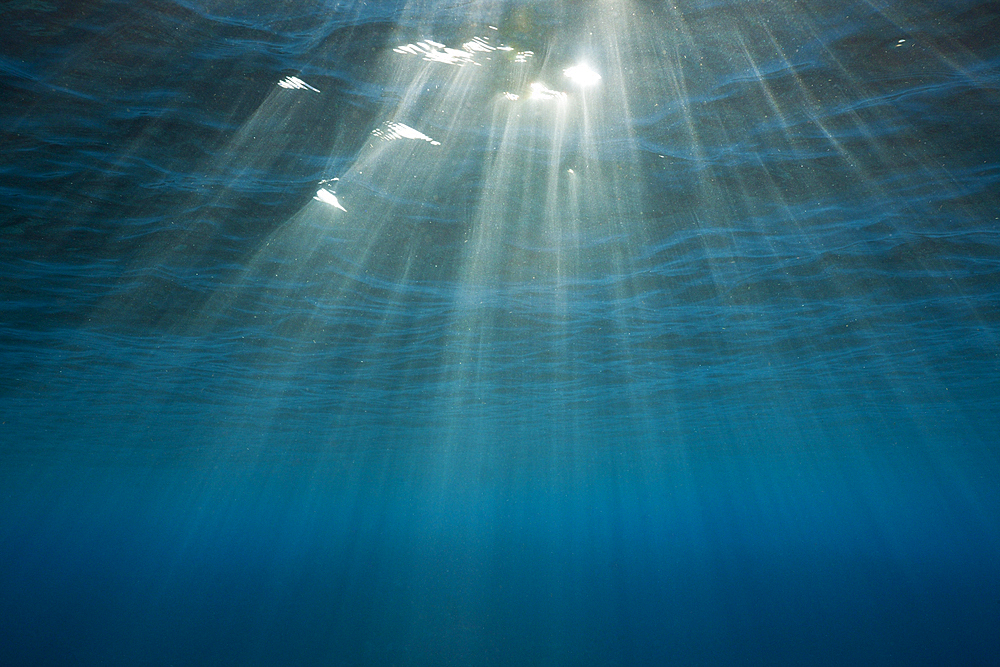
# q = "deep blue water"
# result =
<box><xmin>2</xmin><ymin>0</ymin><xmax>999</xmax><ymax>664</ymax></box>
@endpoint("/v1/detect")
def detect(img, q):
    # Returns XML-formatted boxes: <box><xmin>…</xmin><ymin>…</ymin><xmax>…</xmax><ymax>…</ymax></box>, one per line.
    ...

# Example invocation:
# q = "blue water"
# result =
<box><xmin>2</xmin><ymin>0</ymin><xmax>999</xmax><ymax>664</ymax></box>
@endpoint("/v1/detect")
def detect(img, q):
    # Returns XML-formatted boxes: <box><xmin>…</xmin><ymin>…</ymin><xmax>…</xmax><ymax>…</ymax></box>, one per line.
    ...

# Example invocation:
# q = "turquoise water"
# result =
<box><xmin>2</xmin><ymin>1</ymin><xmax>999</xmax><ymax>664</ymax></box>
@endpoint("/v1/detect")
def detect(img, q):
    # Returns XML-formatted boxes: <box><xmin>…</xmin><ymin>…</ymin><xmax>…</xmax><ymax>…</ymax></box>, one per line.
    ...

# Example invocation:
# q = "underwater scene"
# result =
<box><xmin>2</xmin><ymin>0</ymin><xmax>999</xmax><ymax>664</ymax></box>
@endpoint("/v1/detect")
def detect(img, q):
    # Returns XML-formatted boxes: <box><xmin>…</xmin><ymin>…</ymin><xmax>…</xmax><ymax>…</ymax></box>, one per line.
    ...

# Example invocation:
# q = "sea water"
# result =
<box><xmin>1</xmin><ymin>1</ymin><xmax>998</xmax><ymax>665</ymax></box>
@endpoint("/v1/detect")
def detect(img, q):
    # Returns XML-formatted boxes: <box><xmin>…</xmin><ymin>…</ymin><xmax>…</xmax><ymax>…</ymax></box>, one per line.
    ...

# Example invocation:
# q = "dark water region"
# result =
<box><xmin>2</xmin><ymin>0</ymin><xmax>999</xmax><ymax>665</ymax></box>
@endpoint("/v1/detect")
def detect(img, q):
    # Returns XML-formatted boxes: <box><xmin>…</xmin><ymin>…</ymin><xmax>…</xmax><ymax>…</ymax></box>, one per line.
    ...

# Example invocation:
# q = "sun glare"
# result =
<box><xmin>563</xmin><ymin>63</ymin><xmax>602</xmax><ymax>87</ymax></box>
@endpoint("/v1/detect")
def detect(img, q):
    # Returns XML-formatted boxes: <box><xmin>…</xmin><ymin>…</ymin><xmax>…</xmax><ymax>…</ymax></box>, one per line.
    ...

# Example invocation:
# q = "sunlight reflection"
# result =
<box><xmin>313</xmin><ymin>186</ymin><xmax>347</xmax><ymax>211</ymax></box>
<box><xmin>277</xmin><ymin>75</ymin><xmax>320</xmax><ymax>93</ymax></box>
<box><xmin>371</xmin><ymin>121</ymin><xmax>442</xmax><ymax>146</ymax></box>
<box><xmin>393</xmin><ymin>29</ymin><xmax>529</xmax><ymax>68</ymax></box>
<box><xmin>563</xmin><ymin>64</ymin><xmax>602</xmax><ymax>87</ymax></box>
<box><xmin>528</xmin><ymin>81</ymin><xmax>566</xmax><ymax>101</ymax></box>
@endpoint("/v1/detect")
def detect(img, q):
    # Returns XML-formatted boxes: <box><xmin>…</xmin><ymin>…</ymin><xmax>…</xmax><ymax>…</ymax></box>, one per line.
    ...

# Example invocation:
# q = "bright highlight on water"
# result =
<box><xmin>563</xmin><ymin>63</ymin><xmax>601</xmax><ymax>86</ymax></box>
